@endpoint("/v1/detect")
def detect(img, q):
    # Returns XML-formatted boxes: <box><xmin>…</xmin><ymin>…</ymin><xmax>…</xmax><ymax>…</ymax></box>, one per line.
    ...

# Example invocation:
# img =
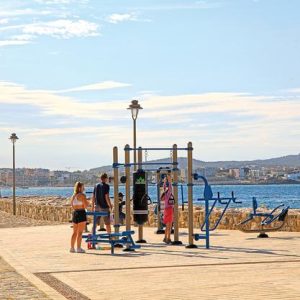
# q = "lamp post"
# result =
<box><xmin>127</xmin><ymin>100</ymin><xmax>143</xmax><ymax>171</ymax></box>
<box><xmin>9</xmin><ymin>133</ymin><xmax>18</xmax><ymax>215</ymax></box>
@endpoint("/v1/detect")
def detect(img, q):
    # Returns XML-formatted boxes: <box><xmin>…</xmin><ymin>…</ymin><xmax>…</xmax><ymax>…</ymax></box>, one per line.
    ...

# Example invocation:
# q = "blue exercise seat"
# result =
<box><xmin>236</xmin><ymin>197</ymin><xmax>289</xmax><ymax>238</ymax></box>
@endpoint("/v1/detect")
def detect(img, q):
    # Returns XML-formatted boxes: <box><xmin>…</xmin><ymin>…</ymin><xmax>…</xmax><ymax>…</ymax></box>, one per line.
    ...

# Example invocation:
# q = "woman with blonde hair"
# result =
<box><xmin>70</xmin><ymin>182</ymin><xmax>89</xmax><ymax>253</ymax></box>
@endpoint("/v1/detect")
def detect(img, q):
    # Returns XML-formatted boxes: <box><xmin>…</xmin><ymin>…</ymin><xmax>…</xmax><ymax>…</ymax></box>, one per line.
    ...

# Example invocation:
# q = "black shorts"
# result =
<box><xmin>72</xmin><ymin>209</ymin><xmax>87</xmax><ymax>224</ymax></box>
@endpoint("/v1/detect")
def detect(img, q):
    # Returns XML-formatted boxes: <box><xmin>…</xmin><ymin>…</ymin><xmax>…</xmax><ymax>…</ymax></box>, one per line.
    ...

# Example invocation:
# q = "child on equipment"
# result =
<box><xmin>162</xmin><ymin>174</ymin><xmax>174</xmax><ymax>244</ymax></box>
<box><xmin>70</xmin><ymin>182</ymin><xmax>89</xmax><ymax>253</ymax></box>
<box><xmin>118</xmin><ymin>192</ymin><xmax>126</xmax><ymax>224</ymax></box>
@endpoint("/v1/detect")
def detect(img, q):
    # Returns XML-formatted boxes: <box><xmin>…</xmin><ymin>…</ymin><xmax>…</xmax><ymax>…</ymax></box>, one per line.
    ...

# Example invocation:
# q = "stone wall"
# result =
<box><xmin>0</xmin><ymin>198</ymin><xmax>72</xmax><ymax>223</ymax></box>
<box><xmin>1</xmin><ymin>198</ymin><xmax>299</xmax><ymax>232</ymax></box>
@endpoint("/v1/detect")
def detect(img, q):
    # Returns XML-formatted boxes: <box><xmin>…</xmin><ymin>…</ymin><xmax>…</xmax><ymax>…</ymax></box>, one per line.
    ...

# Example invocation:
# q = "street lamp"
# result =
<box><xmin>127</xmin><ymin>100</ymin><xmax>143</xmax><ymax>170</ymax></box>
<box><xmin>9</xmin><ymin>133</ymin><xmax>18</xmax><ymax>215</ymax></box>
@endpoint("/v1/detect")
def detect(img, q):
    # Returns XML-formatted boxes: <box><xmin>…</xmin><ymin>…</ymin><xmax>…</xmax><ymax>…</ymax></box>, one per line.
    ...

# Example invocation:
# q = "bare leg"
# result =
<box><xmin>106</xmin><ymin>224</ymin><xmax>111</xmax><ymax>234</ymax></box>
<box><xmin>71</xmin><ymin>223</ymin><xmax>78</xmax><ymax>249</ymax></box>
<box><xmin>166</xmin><ymin>223</ymin><xmax>171</xmax><ymax>240</ymax></box>
<box><xmin>164</xmin><ymin>224</ymin><xmax>168</xmax><ymax>240</ymax></box>
<box><xmin>77</xmin><ymin>222</ymin><xmax>86</xmax><ymax>249</ymax></box>
<box><xmin>100</xmin><ymin>217</ymin><xmax>105</xmax><ymax>230</ymax></box>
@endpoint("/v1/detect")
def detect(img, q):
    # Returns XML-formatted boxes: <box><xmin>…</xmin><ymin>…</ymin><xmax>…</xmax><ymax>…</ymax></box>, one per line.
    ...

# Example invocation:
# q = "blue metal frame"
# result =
<box><xmin>238</xmin><ymin>197</ymin><xmax>290</xmax><ymax>228</ymax></box>
<box><xmin>82</xmin><ymin>211</ymin><xmax>140</xmax><ymax>254</ymax></box>
<box><xmin>193</xmin><ymin>175</ymin><xmax>241</xmax><ymax>249</ymax></box>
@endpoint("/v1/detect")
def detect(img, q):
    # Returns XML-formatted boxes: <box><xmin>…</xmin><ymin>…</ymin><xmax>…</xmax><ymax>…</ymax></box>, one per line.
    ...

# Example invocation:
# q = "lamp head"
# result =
<box><xmin>127</xmin><ymin>99</ymin><xmax>143</xmax><ymax>120</ymax></box>
<box><xmin>9</xmin><ymin>133</ymin><xmax>19</xmax><ymax>144</ymax></box>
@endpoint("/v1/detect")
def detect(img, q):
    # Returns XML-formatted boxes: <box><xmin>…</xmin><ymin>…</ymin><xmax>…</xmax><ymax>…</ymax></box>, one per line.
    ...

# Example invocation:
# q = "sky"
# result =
<box><xmin>0</xmin><ymin>0</ymin><xmax>300</xmax><ymax>170</ymax></box>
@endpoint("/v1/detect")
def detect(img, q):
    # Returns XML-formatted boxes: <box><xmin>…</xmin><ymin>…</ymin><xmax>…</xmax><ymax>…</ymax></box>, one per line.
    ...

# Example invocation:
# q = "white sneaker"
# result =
<box><xmin>70</xmin><ymin>248</ymin><xmax>75</xmax><ymax>253</ymax></box>
<box><xmin>77</xmin><ymin>248</ymin><xmax>86</xmax><ymax>253</ymax></box>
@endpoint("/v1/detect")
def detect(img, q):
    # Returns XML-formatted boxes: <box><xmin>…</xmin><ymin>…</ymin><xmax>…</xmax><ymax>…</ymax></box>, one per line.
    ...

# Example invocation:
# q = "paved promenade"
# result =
<box><xmin>0</xmin><ymin>224</ymin><xmax>299</xmax><ymax>299</ymax></box>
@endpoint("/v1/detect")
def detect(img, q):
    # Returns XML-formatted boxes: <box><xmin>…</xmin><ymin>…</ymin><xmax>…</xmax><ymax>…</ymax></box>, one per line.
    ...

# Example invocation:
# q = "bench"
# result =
<box><xmin>84</xmin><ymin>230</ymin><xmax>141</xmax><ymax>254</ymax></box>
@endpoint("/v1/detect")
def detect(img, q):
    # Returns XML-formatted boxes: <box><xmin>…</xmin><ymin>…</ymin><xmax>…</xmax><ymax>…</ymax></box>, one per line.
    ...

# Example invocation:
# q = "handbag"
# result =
<box><xmin>168</xmin><ymin>193</ymin><xmax>175</xmax><ymax>205</ymax></box>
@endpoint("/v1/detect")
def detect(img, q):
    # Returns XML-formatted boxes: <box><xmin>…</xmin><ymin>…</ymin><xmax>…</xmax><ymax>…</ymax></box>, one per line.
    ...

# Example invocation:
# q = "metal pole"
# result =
<box><xmin>172</xmin><ymin>144</ymin><xmax>182</xmax><ymax>245</ymax></box>
<box><xmin>125</xmin><ymin>144</ymin><xmax>131</xmax><ymax>231</ymax></box>
<box><xmin>113</xmin><ymin>147</ymin><xmax>119</xmax><ymax>234</ymax></box>
<box><xmin>12</xmin><ymin>142</ymin><xmax>16</xmax><ymax>215</ymax></box>
<box><xmin>186</xmin><ymin>141</ymin><xmax>196</xmax><ymax>248</ymax></box>
<box><xmin>205</xmin><ymin>197</ymin><xmax>210</xmax><ymax>249</ymax></box>
<box><xmin>133</xmin><ymin>119</ymin><xmax>137</xmax><ymax>171</ymax></box>
<box><xmin>137</xmin><ymin>147</ymin><xmax>146</xmax><ymax>243</ymax></box>
<box><xmin>181</xmin><ymin>185</ymin><xmax>184</xmax><ymax>211</ymax></box>
<box><xmin>156</xmin><ymin>170</ymin><xmax>164</xmax><ymax>234</ymax></box>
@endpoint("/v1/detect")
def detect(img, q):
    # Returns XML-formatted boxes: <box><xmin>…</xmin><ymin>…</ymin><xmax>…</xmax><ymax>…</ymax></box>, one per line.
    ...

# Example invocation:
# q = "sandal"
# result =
<box><xmin>76</xmin><ymin>248</ymin><xmax>86</xmax><ymax>253</ymax></box>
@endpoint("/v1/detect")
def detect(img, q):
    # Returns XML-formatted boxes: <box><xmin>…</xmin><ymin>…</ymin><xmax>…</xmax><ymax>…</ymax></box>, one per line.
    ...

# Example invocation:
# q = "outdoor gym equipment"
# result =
<box><xmin>193</xmin><ymin>174</ymin><xmax>242</xmax><ymax>249</ymax></box>
<box><xmin>112</xmin><ymin>142</ymin><xmax>194</xmax><ymax>246</ymax></box>
<box><xmin>236</xmin><ymin>197</ymin><xmax>289</xmax><ymax>238</ymax></box>
<box><xmin>83</xmin><ymin>211</ymin><xmax>140</xmax><ymax>254</ymax></box>
<box><xmin>133</xmin><ymin>169</ymin><xmax>151</xmax><ymax>226</ymax></box>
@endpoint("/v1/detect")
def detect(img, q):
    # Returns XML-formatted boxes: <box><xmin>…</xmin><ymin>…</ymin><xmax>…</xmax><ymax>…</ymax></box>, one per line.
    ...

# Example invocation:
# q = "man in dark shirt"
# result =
<box><xmin>91</xmin><ymin>173</ymin><xmax>113</xmax><ymax>234</ymax></box>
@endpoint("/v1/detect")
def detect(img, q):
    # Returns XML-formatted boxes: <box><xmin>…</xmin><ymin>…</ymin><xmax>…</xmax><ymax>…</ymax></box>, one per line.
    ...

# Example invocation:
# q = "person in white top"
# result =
<box><xmin>70</xmin><ymin>182</ymin><xmax>89</xmax><ymax>253</ymax></box>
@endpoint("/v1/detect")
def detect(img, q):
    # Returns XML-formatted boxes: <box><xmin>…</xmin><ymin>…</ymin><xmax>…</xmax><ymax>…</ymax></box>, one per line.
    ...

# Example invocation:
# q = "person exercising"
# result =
<box><xmin>162</xmin><ymin>174</ymin><xmax>174</xmax><ymax>244</ymax></box>
<box><xmin>118</xmin><ymin>192</ymin><xmax>126</xmax><ymax>224</ymax></box>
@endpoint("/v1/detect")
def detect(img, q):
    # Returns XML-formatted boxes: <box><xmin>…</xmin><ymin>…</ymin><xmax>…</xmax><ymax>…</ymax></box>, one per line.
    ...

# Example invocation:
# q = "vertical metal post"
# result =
<box><xmin>172</xmin><ymin>144</ymin><xmax>182</xmax><ymax>245</ymax></box>
<box><xmin>125</xmin><ymin>144</ymin><xmax>131</xmax><ymax>231</ymax></box>
<box><xmin>133</xmin><ymin>119</ymin><xmax>137</xmax><ymax>171</ymax></box>
<box><xmin>12</xmin><ymin>142</ymin><xmax>16</xmax><ymax>215</ymax></box>
<box><xmin>181</xmin><ymin>185</ymin><xmax>184</xmax><ymax>211</ymax></box>
<box><xmin>113</xmin><ymin>147</ymin><xmax>119</xmax><ymax>234</ymax></box>
<box><xmin>138</xmin><ymin>147</ymin><xmax>142</xmax><ymax>169</ymax></box>
<box><xmin>205</xmin><ymin>197</ymin><xmax>210</xmax><ymax>249</ymax></box>
<box><xmin>156</xmin><ymin>170</ymin><xmax>164</xmax><ymax>234</ymax></box>
<box><xmin>186</xmin><ymin>141</ymin><xmax>196</xmax><ymax>248</ymax></box>
<box><xmin>136</xmin><ymin>147</ymin><xmax>146</xmax><ymax>243</ymax></box>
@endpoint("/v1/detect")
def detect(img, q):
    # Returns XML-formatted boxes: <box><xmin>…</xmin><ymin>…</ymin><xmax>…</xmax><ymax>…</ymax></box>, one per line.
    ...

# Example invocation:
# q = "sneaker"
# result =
<box><xmin>167</xmin><ymin>239</ymin><xmax>172</xmax><ymax>244</ymax></box>
<box><xmin>76</xmin><ymin>248</ymin><xmax>86</xmax><ymax>253</ymax></box>
<box><xmin>69</xmin><ymin>248</ymin><xmax>75</xmax><ymax>253</ymax></box>
<box><xmin>163</xmin><ymin>237</ymin><xmax>167</xmax><ymax>244</ymax></box>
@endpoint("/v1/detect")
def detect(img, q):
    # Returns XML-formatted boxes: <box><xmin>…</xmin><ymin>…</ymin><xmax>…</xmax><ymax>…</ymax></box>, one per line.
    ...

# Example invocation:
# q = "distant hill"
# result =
<box><xmin>89</xmin><ymin>154</ymin><xmax>300</xmax><ymax>173</ymax></box>
<box><xmin>89</xmin><ymin>165</ymin><xmax>113</xmax><ymax>175</ymax></box>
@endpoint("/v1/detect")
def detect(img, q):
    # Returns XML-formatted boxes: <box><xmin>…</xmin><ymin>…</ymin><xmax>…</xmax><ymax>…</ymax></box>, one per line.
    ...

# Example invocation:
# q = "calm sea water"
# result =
<box><xmin>1</xmin><ymin>184</ymin><xmax>300</xmax><ymax>209</ymax></box>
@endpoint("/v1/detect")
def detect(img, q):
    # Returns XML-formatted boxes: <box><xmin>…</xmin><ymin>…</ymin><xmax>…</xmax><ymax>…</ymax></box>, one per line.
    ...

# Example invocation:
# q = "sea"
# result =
<box><xmin>1</xmin><ymin>184</ymin><xmax>300</xmax><ymax>209</ymax></box>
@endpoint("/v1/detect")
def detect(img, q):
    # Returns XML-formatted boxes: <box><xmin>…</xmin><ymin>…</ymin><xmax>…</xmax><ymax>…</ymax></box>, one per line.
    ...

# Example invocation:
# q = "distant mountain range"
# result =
<box><xmin>89</xmin><ymin>154</ymin><xmax>300</xmax><ymax>173</ymax></box>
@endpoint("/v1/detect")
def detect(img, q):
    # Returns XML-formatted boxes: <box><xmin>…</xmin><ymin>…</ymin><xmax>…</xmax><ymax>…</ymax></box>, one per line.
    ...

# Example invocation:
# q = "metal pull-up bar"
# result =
<box><xmin>113</xmin><ymin>162</ymin><xmax>178</xmax><ymax>168</ymax></box>
<box><xmin>124</xmin><ymin>147</ymin><xmax>193</xmax><ymax>151</ymax></box>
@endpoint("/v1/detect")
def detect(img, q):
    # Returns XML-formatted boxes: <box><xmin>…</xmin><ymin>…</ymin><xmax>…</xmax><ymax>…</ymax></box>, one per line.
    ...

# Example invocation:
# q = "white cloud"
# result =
<box><xmin>10</xmin><ymin>34</ymin><xmax>34</xmax><ymax>41</ymax></box>
<box><xmin>0</xmin><ymin>81</ymin><xmax>127</xmax><ymax>119</ymax></box>
<box><xmin>0</xmin><ymin>40</ymin><xmax>31</xmax><ymax>47</ymax></box>
<box><xmin>22</xmin><ymin>19</ymin><xmax>99</xmax><ymax>39</ymax></box>
<box><xmin>0</xmin><ymin>18</ymin><xmax>9</xmax><ymax>24</ymax></box>
<box><xmin>34</xmin><ymin>0</ymin><xmax>89</xmax><ymax>4</ymax></box>
<box><xmin>35</xmin><ymin>0</ymin><xmax>72</xmax><ymax>4</ymax></box>
<box><xmin>56</xmin><ymin>81</ymin><xmax>131</xmax><ymax>93</ymax></box>
<box><xmin>286</xmin><ymin>88</ymin><xmax>300</xmax><ymax>93</ymax></box>
<box><xmin>1</xmin><ymin>81</ymin><xmax>300</xmax><ymax>164</ymax></box>
<box><xmin>27</xmin><ymin>125</ymin><xmax>130</xmax><ymax>137</ymax></box>
<box><xmin>0</xmin><ymin>9</ymin><xmax>51</xmax><ymax>17</ymax></box>
<box><xmin>135</xmin><ymin>1</ymin><xmax>221</xmax><ymax>11</ymax></box>
<box><xmin>0</xmin><ymin>18</ymin><xmax>100</xmax><ymax>46</ymax></box>
<box><xmin>107</xmin><ymin>13</ymin><xmax>137</xmax><ymax>24</ymax></box>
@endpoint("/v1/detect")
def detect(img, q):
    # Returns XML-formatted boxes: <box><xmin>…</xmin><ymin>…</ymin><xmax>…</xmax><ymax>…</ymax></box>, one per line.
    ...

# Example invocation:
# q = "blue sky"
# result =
<box><xmin>0</xmin><ymin>0</ymin><xmax>300</xmax><ymax>170</ymax></box>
